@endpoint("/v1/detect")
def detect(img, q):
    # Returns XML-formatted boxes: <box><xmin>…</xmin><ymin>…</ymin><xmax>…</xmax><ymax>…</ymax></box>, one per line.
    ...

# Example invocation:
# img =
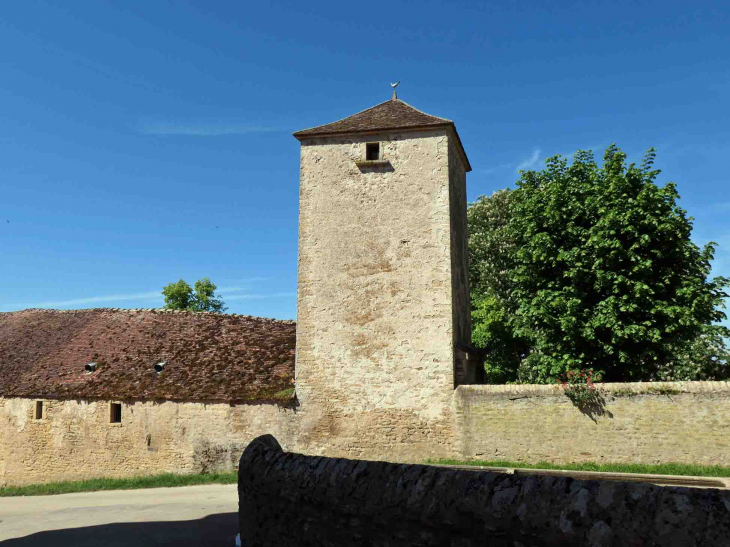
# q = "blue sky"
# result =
<box><xmin>2</xmin><ymin>0</ymin><xmax>729</xmax><ymax>322</ymax></box>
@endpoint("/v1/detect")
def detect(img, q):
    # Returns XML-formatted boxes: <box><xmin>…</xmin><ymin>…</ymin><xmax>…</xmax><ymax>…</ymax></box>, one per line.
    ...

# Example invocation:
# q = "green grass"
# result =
<box><xmin>427</xmin><ymin>459</ymin><xmax>730</xmax><ymax>478</ymax></box>
<box><xmin>0</xmin><ymin>471</ymin><xmax>237</xmax><ymax>497</ymax></box>
<box><xmin>272</xmin><ymin>387</ymin><xmax>296</xmax><ymax>400</ymax></box>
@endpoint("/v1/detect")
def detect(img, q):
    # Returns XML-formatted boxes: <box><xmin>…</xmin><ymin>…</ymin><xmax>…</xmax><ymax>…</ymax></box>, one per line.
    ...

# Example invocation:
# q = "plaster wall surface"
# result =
<box><xmin>454</xmin><ymin>381</ymin><xmax>730</xmax><ymax>465</ymax></box>
<box><xmin>294</xmin><ymin>129</ymin><xmax>467</xmax><ymax>461</ymax></box>
<box><xmin>0</xmin><ymin>397</ymin><xmax>296</xmax><ymax>487</ymax></box>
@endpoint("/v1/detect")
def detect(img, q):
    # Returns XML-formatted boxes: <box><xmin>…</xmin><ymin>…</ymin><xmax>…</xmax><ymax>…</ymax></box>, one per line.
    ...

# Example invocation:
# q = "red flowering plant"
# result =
<box><xmin>557</xmin><ymin>368</ymin><xmax>603</xmax><ymax>406</ymax></box>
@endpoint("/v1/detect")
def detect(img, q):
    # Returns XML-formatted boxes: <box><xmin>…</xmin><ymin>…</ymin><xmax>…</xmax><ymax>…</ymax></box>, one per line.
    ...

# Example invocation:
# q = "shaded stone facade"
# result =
<box><xmin>238</xmin><ymin>434</ymin><xmax>730</xmax><ymax>547</ymax></box>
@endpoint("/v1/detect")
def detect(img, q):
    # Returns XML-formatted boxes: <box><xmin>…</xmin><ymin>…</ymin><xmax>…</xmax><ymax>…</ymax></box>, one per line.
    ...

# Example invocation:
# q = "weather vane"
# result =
<box><xmin>391</xmin><ymin>81</ymin><xmax>400</xmax><ymax>100</ymax></box>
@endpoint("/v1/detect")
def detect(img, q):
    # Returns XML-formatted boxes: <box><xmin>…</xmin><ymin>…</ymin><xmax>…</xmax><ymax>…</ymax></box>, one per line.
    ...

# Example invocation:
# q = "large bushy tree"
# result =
<box><xmin>162</xmin><ymin>277</ymin><xmax>227</xmax><ymax>312</ymax></box>
<box><xmin>468</xmin><ymin>189</ymin><xmax>529</xmax><ymax>382</ymax></box>
<box><xmin>469</xmin><ymin>145</ymin><xmax>729</xmax><ymax>383</ymax></box>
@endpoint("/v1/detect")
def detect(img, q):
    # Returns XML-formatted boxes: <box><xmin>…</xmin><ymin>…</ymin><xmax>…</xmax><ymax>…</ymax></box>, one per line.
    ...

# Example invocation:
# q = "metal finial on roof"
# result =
<box><xmin>390</xmin><ymin>81</ymin><xmax>400</xmax><ymax>100</ymax></box>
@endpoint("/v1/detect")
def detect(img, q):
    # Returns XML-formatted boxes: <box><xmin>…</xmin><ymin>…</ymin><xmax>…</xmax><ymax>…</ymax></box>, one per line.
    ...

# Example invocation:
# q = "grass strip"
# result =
<box><xmin>427</xmin><ymin>459</ymin><xmax>730</xmax><ymax>478</ymax></box>
<box><xmin>0</xmin><ymin>471</ymin><xmax>237</xmax><ymax>497</ymax></box>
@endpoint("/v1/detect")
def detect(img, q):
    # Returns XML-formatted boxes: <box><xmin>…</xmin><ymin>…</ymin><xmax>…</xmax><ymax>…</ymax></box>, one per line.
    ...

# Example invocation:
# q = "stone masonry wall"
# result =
<box><xmin>454</xmin><ymin>381</ymin><xmax>730</xmax><ymax>465</ymax></box>
<box><xmin>5</xmin><ymin>381</ymin><xmax>730</xmax><ymax>486</ymax></box>
<box><xmin>239</xmin><ymin>434</ymin><xmax>730</xmax><ymax>547</ymax></box>
<box><xmin>0</xmin><ymin>397</ymin><xmax>296</xmax><ymax>487</ymax></box>
<box><xmin>294</xmin><ymin>129</ymin><xmax>462</xmax><ymax>462</ymax></box>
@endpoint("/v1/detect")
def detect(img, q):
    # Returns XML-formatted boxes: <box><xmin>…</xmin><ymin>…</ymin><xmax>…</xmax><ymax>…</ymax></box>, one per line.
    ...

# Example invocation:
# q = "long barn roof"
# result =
<box><xmin>0</xmin><ymin>308</ymin><xmax>295</xmax><ymax>404</ymax></box>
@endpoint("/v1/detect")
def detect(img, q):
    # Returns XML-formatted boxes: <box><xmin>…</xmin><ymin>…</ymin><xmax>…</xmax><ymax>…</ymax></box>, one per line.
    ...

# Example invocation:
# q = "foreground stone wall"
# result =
<box><xmin>239</xmin><ymin>434</ymin><xmax>730</xmax><ymax>547</ymax></box>
<box><xmin>0</xmin><ymin>397</ymin><xmax>296</xmax><ymax>487</ymax></box>
<box><xmin>454</xmin><ymin>381</ymin><xmax>730</xmax><ymax>465</ymax></box>
<box><xmin>295</xmin><ymin>129</ymin><xmax>464</xmax><ymax>461</ymax></box>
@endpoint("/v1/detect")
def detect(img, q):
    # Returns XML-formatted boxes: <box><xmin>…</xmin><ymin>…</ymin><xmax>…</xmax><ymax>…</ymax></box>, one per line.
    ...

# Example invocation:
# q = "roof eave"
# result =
<box><xmin>292</xmin><ymin>122</ymin><xmax>451</xmax><ymax>140</ymax></box>
<box><xmin>293</xmin><ymin>123</ymin><xmax>472</xmax><ymax>173</ymax></box>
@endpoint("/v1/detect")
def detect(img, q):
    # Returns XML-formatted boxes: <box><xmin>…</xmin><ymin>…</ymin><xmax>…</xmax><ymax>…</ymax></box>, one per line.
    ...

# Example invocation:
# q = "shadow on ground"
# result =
<box><xmin>3</xmin><ymin>512</ymin><xmax>238</xmax><ymax>547</ymax></box>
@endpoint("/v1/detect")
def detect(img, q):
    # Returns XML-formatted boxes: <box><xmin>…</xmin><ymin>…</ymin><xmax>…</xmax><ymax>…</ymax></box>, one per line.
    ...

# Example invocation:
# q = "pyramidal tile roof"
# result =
<box><xmin>293</xmin><ymin>97</ymin><xmax>471</xmax><ymax>171</ymax></box>
<box><xmin>293</xmin><ymin>98</ymin><xmax>452</xmax><ymax>137</ymax></box>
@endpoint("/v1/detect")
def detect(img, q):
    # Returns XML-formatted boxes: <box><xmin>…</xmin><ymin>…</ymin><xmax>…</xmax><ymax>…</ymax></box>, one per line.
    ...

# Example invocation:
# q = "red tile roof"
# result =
<box><xmin>293</xmin><ymin>98</ymin><xmax>471</xmax><ymax>171</ymax></box>
<box><xmin>0</xmin><ymin>309</ymin><xmax>295</xmax><ymax>404</ymax></box>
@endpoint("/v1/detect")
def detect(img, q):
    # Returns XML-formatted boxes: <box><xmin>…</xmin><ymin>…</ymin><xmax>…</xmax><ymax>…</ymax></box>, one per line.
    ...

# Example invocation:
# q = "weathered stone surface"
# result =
<box><xmin>5</xmin><ymin>379</ymin><xmax>730</xmax><ymax>486</ymax></box>
<box><xmin>294</xmin><ymin>126</ymin><xmax>470</xmax><ymax>463</ymax></box>
<box><xmin>454</xmin><ymin>382</ymin><xmax>730</xmax><ymax>465</ymax></box>
<box><xmin>0</xmin><ymin>397</ymin><xmax>297</xmax><ymax>487</ymax></box>
<box><xmin>238</xmin><ymin>435</ymin><xmax>730</xmax><ymax>547</ymax></box>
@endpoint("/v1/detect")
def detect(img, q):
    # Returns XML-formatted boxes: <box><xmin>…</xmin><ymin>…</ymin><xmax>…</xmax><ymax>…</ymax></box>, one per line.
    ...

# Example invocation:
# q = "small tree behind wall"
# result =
<box><xmin>162</xmin><ymin>277</ymin><xmax>228</xmax><ymax>313</ymax></box>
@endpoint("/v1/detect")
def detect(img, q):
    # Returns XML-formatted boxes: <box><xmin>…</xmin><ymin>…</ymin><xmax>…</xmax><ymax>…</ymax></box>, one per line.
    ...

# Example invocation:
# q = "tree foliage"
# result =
<box><xmin>162</xmin><ymin>277</ymin><xmax>227</xmax><ymax>313</ymax></box>
<box><xmin>467</xmin><ymin>189</ymin><xmax>529</xmax><ymax>382</ymax></box>
<box><xmin>468</xmin><ymin>145</ymin><xmax>729</xmax><ymax>383</ymax></box>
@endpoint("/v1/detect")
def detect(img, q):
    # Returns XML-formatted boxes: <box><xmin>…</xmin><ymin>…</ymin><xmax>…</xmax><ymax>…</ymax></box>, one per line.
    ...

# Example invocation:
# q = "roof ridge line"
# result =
<box><xmin>394</xmin><ymin>98</ymin><xmax>453</xmax><ymax>123</ymax></box>
<box><xmin>292</xmin><ymin>99</ymin><xmax>394</xmax><ymax>136</ymax></box>
<box><xmin>0</xmin><ymin>307</ymin><xmax>295</xmax><ymax>322</ymax></box>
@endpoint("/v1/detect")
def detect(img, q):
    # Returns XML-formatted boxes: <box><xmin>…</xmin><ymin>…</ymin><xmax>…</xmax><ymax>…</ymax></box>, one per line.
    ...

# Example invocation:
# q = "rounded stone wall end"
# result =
<box><xmin>238</xmin><ymin>434</ymin><xmax>283</xmax><ymax>469</ymax></box>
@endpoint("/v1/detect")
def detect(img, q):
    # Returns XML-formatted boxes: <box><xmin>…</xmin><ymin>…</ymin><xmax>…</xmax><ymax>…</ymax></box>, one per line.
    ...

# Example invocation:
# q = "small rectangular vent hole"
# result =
<box><xmin>366</xmin><ymin>143</ymin><xmax>380</xmax><ymax>161</ymax></box>
<box><xmin>35</xmin><ymin>401</ymin><xmax>43</xmax><ymax>420</ymax></box>
<box><xmin>110</xmin><ymin>403</ymin><xmax>122</xmax><ymax>423</ymax></box>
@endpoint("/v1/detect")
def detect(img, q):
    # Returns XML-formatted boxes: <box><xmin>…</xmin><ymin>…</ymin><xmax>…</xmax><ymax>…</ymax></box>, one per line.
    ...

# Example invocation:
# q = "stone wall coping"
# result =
<box><xmin>456</xmin><ymin>380</ymin><xmax>730</xmax><ymax>399</ymax></box>
<box><xmin>430</xmin><ymin>463</ymin><xmax>730</xmax><ymax>489</ymax></box>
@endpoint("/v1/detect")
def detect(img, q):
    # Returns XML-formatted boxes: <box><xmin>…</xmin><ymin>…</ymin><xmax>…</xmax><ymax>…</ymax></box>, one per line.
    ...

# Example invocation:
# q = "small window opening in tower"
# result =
<box><xmin>35</xmin><ymin>401</ymin><xmax>43</xmax><ymax>420</ymax></box>
<box><xmin>110</xmin><ymin>403</ymin><xmax>122</xmax><ymax>423</ymax></box>
<box><xmin>366</xmin><ymin>142</ymin><xmax>380</xmax><ymax>161</ymax></box>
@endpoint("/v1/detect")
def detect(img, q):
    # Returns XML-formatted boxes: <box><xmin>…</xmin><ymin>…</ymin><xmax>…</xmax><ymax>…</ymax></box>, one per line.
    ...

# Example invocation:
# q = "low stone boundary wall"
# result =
<box><xmin>454</xmin><ymin>381</ymin><xmax>730</xmax><ymax>465</ymax></box>
<box><xmin>238</xmin><ymin>434</ymin><xmax>730</xmax><ymax>547</ymax></box>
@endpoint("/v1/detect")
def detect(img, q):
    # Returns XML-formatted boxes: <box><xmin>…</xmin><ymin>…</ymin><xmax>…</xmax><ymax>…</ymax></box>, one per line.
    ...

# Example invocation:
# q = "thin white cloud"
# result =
<box><xmin>216</xmin><ymin>286</ymin><xmax>247</xmax><ymax>294</ymax></box>
<box><xmin>480</xmin><ymin>145</ymin><xmax>608</xmax><ymax>177</ymax></box>
<box><xmin>138</xmin><ymin>122</ymin><xmax>280</xmax><ymax>136</ymax></box>
<box><xmin>479</xmin><ymin>163</ymin><xmax>513</xmax><ymax>175</ymax></box>
<box><xmin>2</xmin><ymin>284</ymin><xmax>254</xmax><ymax>311</ymax></box>
<box><xmin>557</xmin><ymin>144</ymin><xmax>606</xmax><ymax>161</ymax></box>
<box><xmin>516</xmin><ymin>148</ymin><xmax>541</xmax><ymax>172</ymax></box>
<box><xmin>5</xmin><ymin>291</ymin><xmax>163</xmax><ymax>310</ymax></box>
<box><xmin>225</xmin><ymin>292</ymin><xmax>296</xmax><ymax>301</ymax></box>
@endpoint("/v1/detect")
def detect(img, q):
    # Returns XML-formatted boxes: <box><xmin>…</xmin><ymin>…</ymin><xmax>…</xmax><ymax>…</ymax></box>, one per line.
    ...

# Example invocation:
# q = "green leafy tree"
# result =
<box><xmin>659</xmin><ymin>324</ymin><xmax>730</xmax><ymax>381</ymax></box>
<box><xmin>162</xmin><ymin>277</ymin><xmax>227</xmax><ymax>312</ymax></box>
<box><xmin>468</xmin><ymin>189</ymin><xmax>517</xmax><ymax>304</ymax></box>
<box><xmin>471</xmin><ymin>294</ymin><xmax>528</xmax><ymax>383</ymax></box>
<box><xmin>162</xmin><ymin>279</ymin><xmax>194</xmax><ymax>310</ymax></box>
<box><xmin>468</xmin><ymin>189</ymin><xmax>529</xmax><ymax>382</ymax></box>
<box><xmin>506</xmin><ymin>145</ymin><xmax>729</xmax><ymax>383</ymax></box>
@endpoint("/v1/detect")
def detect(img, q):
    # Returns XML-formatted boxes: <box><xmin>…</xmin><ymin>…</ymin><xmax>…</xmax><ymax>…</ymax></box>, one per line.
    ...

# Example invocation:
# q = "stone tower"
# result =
<box><xmin>292</xmin><ymin>95</ymin><xmax>472</xmax><ymax>461</ymax></box>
